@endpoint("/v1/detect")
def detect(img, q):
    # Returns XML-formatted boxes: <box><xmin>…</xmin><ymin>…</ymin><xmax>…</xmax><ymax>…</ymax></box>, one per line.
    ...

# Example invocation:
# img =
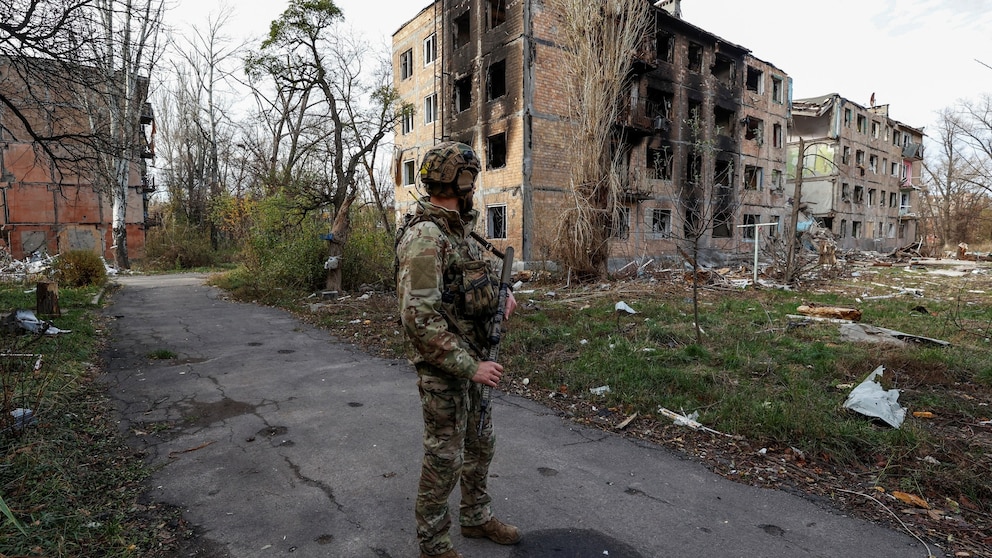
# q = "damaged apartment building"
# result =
<box><xmin>0</xmin><ymin>56</ymin><xmax>154</xmax><ymax>261</ymax></box>
<box><xmin>392</xmin><ymin>0</ymin><xmax>809</xmax><ymax>267</ymax></box>
<box><xmin>789</xmin><ymin>94</ymin><xmax>923</xmax><ymax>253</ymax></box>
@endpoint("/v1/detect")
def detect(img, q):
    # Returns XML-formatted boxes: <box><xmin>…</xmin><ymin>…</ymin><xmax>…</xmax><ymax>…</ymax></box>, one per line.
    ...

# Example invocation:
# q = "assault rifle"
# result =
<box><xmin>478</xmin><ymin>245</ymin><xmax>514</xmax><ymax>436</ymax></box>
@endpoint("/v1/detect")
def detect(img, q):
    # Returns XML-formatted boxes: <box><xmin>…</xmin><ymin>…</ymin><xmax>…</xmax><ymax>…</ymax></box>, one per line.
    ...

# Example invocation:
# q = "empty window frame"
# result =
<box><xmin>880</xmin><ymin>190</ymin><xmax>887</xmax><ymax>207</ymax></box>
<box><xmin>656</xmin><ymin>28</ymin><xmax>674</xmax><ymax>63</ymax></box>
<box><xmin>840</xmin><ymin>219</ymin><xmax>848</xmax><ymax>238</ymax></box>
<box><xmin>742</xmin><ymin>214</ymin><xmax>758</xmax><ymax>239</ymax></box>
<box><xmin>857</xmin><ymin>114</ymin><xmax>867</xmax><ymax>134</ymax></box>
<box><xmin>889</xmin><ymin>192</ymin><xmax>898</xmax><ymax>207</ymax></box>
<box><xmin>402</xmin><ymin>159</ymin><xmax>417</xmax><ymax>185</ymax></box>
<box><xmin>871</xmin><ymin>120</ymin><xmax>880</xmax><ymax>138</ymax></box>
<box><xmin>842</xmin><ymin>146</ymin><xmax>851</xmax><ymax>165</ymax></box>
<box><xmin>486</xmin><ymin>132</ymin><xmax>507</xmax><ymax>169</ymax></box>
<box><xmin>772</xmin><ymin>123</ymin><xmax>783</xmax><ymax>147</ymax></box>
<box><xmin>647</xmin><ymin>88</ymin><xmax>673</xmax><ymax>120</ymax></box>
<box><xmin>770</xmin><ymin>169</ymin><xmax>783</xmax><ymax>190</ymax></box>
<box><xmin>771</xmin><ymin>76</ymin><xmax>784</xmax><ymax>103</ymax></box>
<box><xmin>400</xmin><ymin>49</ymin><xmax>414</xmax><ymax>80</ymax></box>
<box><xmin>651</xmin><ymin>208</ymin><xmax>671</xmax><ymax>238</ymax></box>
<box><xmin>487</xmin><ymin>0</ymin><xmax>506</xmax><ymax>29</ymax></box>
<box><xmin>454</xmin><ymin>74</ymin><xmax>472</xmax><ymax>113</ymax></box>
<box><xmin>423</xmin><ymin>33</ymin><xmax>437</xmax><ymax>65</ymax></box>
<box><xmin>844</xmin><ymin>108</ymin><xmax>852</xmax><ymax>127</ymax></box>
<box><xmin>711</xmin><ymin>184</ymin><xmax>734</xmax><ymax>238</ymax></box>
<box><xmin>687</xmin><ymin>42</ymin><xmax>703</xmax><ymax>72</ymax></box>
<box><xmin>453</xmin><ymin>11</ymin><xmax>471</xmax><ymax>49</ymax></box>
<box><xmin>841</xmin><ymin>183</ymin><xmax>851</xmax><ymax>201</ymax></box>
<box><xmin>712</xmin><ymin>54</ymin><xmax>734</xmax><ymax>85</ymax></box>
<box><xmin>714</xmin><ymin>106</ymin><xmax>735</xmax><ymax>136</ymax></box>
<box><xmin>646</xmin><ymin>144</ymin><xmax>673</xmax><ymax>180</ymax></box>
<box><xmin>852</xmin><ymin>221</ymin><xmax>862</xmax><ymax>238</ymax></box>
<box><xmin>868</xmin><ymin>188</ymin><xmax>876</xmax><ymax>205</ymax></box>
<box><xmin>424</xmin><ymin>93</ymin><xmax>438</xmax><ymax>124</ymax></box>
<box><xmin>745</xmin><ymin>66</ymin><xmax>763</xmax><ymax>93</ymax></box>
<box><xmin>743</xmin><ymin>165</ymin><xmax>762</xmax><ymax>190</ymax></box>
<box><xmin>854</xmin><ymin>185</ymin><xmax>864</xmax><ymax>204</ymax></box>
<box><xmin>610</xmin><ymin>206</ymin><xmax>630</xmax><ymax>239</ymax></box>
<box><xmin>486</xmin><ymin>59</ymin><xmax>506</xmax><ymax>100</ymax></box>
<box><xmin>487</xmin><ymin>205</ymin><xmax>507</xmax><ymax>239</ymax></box>
<box><xmin>869</xmin><ymin>154</ymin><xmax>878</xmax><ymax>173</ymax></box>
<box><xmin>744</xmin><ymin>116</ymin><xmax>763</xmax><ymax>142</ymax></box>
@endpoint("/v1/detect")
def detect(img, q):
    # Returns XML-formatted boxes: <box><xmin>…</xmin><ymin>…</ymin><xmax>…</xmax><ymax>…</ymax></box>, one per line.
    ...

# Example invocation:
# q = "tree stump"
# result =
<box><xmin>36</xmin><ymin>281</ymin><xmax>61</xmax><ymax>317</ymax></box>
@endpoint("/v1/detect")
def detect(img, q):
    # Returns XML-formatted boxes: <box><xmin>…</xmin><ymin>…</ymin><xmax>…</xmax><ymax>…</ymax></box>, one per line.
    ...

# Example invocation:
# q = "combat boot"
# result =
<box><xmin>420</xmin><ymin>549</ymin><xmax>462</xmax><ymax>558</ymax></box>
<box><xmin>461</xmin><ymin>517</ymin><xmax>521</xmax><ymax>545</ymax></box>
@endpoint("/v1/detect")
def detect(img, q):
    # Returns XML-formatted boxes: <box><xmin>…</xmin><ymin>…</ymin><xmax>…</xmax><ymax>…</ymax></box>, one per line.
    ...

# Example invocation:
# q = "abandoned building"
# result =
<box><xmin>391</xmin><ymin>1</ymin><xmax>918</xmax><ymax>267</ymax></box>
<box><xmin>0</xmin><ymin>56</ymin><xmax>154</xmax><ymax>262</ymax></box>
<box><xmin>789</xmin><ymin>94</ymin><xmax>923</xmax><ymax>253</ymax></box>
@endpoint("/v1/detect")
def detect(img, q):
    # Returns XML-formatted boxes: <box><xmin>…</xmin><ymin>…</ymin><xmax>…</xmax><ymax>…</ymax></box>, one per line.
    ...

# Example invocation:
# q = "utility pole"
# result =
<box><xmin>785</xmin><ymin>137</ymin><xmax>805</xmax><ymax>284</ymax></box>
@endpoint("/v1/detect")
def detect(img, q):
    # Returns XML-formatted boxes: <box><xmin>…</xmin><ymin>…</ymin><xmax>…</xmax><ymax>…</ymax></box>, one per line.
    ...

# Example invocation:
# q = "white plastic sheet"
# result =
<box><xmin>843</xmin><ymin>365</ymin><xmax>906</xmax><ymax>428</ymax></box>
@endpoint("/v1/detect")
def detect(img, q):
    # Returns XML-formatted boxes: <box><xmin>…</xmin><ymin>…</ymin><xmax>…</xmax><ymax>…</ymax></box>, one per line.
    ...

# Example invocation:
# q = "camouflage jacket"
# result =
<box><xmin>396</xmin><ymin>199</ymin><xmax>499</xmax><ymax>379</ymax></box>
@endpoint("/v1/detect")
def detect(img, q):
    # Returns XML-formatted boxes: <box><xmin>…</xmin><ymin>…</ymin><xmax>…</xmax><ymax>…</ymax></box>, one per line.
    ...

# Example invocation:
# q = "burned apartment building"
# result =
<box><xmin>789</xmin><ymin>94</ymin><xmax>923</xmax><ymax>253</ymax></box>
<box><xmin>392</xmin><ymin>0</ymin><xmax>792</xmax><ymax>266</ymax></box>
<box><xmin>0</xmin><ymin>56</ymin><xmax>154</xmax><ymax>261</ymax></box>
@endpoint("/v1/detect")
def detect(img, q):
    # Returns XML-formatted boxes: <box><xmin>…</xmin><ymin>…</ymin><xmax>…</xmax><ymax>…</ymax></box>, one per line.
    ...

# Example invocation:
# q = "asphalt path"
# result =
<box><xmin>99</xmin><ymin>273</ymin><xmax>928</xmax><ymax>558</ymax></box>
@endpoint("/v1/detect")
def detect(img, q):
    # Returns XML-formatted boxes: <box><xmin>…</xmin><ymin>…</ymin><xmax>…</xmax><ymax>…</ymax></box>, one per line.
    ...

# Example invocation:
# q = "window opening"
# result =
<box><xmin>423</xmin><ymin>34</ymin><xmax>437</xmax><ymax>65</ymax></box>
<box><xmin>402</xmin><ymin>160</ymin><xmax>416</xmax><ymax>185</ymax></box>
<box><xmin>487</xmin><ymin>205</ymin><xmax>507</xmax><ymax>239</ymax></box>
<box><xmin>454</xmin><ymin>74</ymin><xmax>472</xmax><ymax>113</ymax></box>
<box><xmin>400</xmin><ymin>49</ymin><xmax>413</xmax><ymax>80</ymax></box>
<box><xmin>771</xmin><ymin>76</ymin><xmax>783</xmax><ymax>103</ymax></box>
<box><xmin>610</xmin><ymin>207</ymin><xmax>630</xmax><ymax>239</ymax></box>
<box><xmin>742</xmin><ymin>214</ymin><xmax>758</xmax><ymax>239</ymax></box>
<box><xmin>647</xmin><ymin>143</ymin><xmax>672</xmax><ymax>180</ymax></box>
<box><xmin>651</xmin><ymin>209</ymin><xmax>671</xmax><ymax>237</ymax></box>
<box><xmin>656</xmin><ymin>28</ymin><xmax>674</xmax><ymax>63</ymax></box>
<box><xmin>743</xmin><ymin>165</ymin><xmax>762</xmax><ymax>190</ymax></box>
<box><xmin>424</xmin><ymin>94</ymin><xmax>438</xmax><ymax>124</ymax></box>
<box><xmin>687</xmin><ymin>42</ymin><xmax>703</xmax><ymax>72</ymax></box>
<box><xmin>486</xmin><ymin>132</ymin><xmax>507</xmax><ymax>169</ymax></box>
<box><xmin>486</xmin><ymin>59</ymin><xmax>506</xmax><ymax>100</ymax></box>
<box><xmin>712</xmin><ymin>54</ymin><xmax>734</xmax><ymax>85</ymax></box>
<box><xmin>487</xmin><ymin>0</ymin><xmax>506</xmax><ymax>29</ymax></box>
<box><xmin>453</xmin><ymin>11</ymin><xmax>470</xmax><ymax>49</ymax></box>
<box><xmin>745</xmin><ymin>66</ymin><xmax>763</xmax><ymax>93</ymax></box>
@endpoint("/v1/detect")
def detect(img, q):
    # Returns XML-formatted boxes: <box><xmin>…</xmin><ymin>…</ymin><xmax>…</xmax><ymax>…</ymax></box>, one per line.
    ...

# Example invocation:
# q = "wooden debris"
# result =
<box><xmin>797</xmin><ymin>304</ymin><xmax>862</xmax><ymax>322</ymax></box>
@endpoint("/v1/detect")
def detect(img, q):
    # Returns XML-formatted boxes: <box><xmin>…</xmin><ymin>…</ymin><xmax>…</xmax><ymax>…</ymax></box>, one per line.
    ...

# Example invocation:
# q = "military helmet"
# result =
<box><xmin>419</xmin><ymin>141</ymin><xmax>480</xmax><ymax>196</ymax></box>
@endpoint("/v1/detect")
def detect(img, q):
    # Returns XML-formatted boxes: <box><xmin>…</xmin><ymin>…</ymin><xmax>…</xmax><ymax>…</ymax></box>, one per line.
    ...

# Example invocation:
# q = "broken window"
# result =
<box><xmin>889</xmin><ymin>192</ymin><xmax>897</xmax><ymax>207</ymax></box>
<box><xmin>772</xmin><ymin>123</ymin><xmax>783</xmax><ymax>148</ymax></box>
<box><xmin>746</xmin><ymin>66</ymin><xmax>763</xmax><ymax>93</ymax></box>
<box><xmin>844</xmin><ymin>108</ymin><xmax>852</xmax><ymax>127</ymax></box>
<box><xmin>744</xmin><ymin>116</ymin><xmax>763</xmax><ymax>143</ymax></box>
<box><xmin>871</xmin><ymin>120</ymin><xmax>880</xmax><ymax>138</ymax></box>
<box><xmin>841</xmin><ymin>183</ymin><xmax>851</xmax><ymax>202</ymax></box>
<box><xmin>770</xmin><ymin>169</ymin><xmax>783</xmax><ymax>190</ymax></box>
<box><xmin>854</xmin><ymin>185</ymin><xmax>864</xmax><ymax>204</ymax></box>
<box><xmin>742</xmin><ymin>214</ymin><xmax>758</xmax><ymax>239</ymax></box>
<box><xmin>840</xmin><ymin>219</ymin><xmax>848</xmax><ymax>238</ymax></box>
<box><xmin>771</xmin><ymin>76</ymin><xmax>784</xmax><ymax>103</ymax></box>
<box><xmin>869</xmin><ymin>154</ymin><xmax>878</xmax><ymax>173</ymax></box>
<box><xmin>868</xmin><ymin>188</ymin><xmax>876</xmax><ymax>205</ymax></box>
<box><xmin>857</xmin><ymin>114</ymin><xmax>867</xmax><ymax>134</ymax></box>
<box><xmin>486</xmin><ymin>59</ymin><xmax>506</xmax><ymax>100</ymax></box>
<box><xmin>890</xmin><ymin>162</ymin><xmax>899</xmax><ymax>176</ymax></box>
<box><xmin>715</xmin><ymin>158</ymin><xmax>734</xmax><ymax>188</ymax></box>
<box><xmin>424</xmin><ymin>93</ymin><xmax>438</xmax><ymax>124</ymax></box>
<box><xmin>880</xmin><ymin>190</ymin><xmax>887</xmax><ymax>207</ymax></box>
<box><xmin>712</xmin><ymin>184</ymin><xmax>734</xmax><ymax>238</ymax></box>
<box><xmin>656</xmin><ymin>28</ymin><xmax>674</xmax><ymax>63</ymax></box>
<box><xmin>651</xmin><ymin>209</ymin><xmax>671</xmax><ymax>237</ymax></box>
<box><xmin>852</xmin><ymin>221</ymin><xmax>862</xmax><ymax>238</ymax></box>
<box><xmin>685</xmin><ymin>99</ymin><xmax>703</xmax><ymax>135</ymax></box>
<box><xmin>647</xmin><ymin>88</ymin><xmax>673</xmax><ymax>121</ymax></box>
<box><xmin>486</xmin><ymin>132</ymin><xmax>507</xmax><ymax>169</ymax></box>
<box><xmin>687</xmin><ymin>42</ymin><xmax>703</xmax><ymax>72</ymax></box>
<box><xmin>400</xmin><ymin>49</ymin><xmax>413</xmax><ymax>80</ymax></box>
<box><xmin>886</xmin><ymin>222</ymin><xmax>895</xmax><ymax>238</ymax></box>
<box><xmin>610</xmin><ymin>206</ymin><xmax>630</xmax><ymax>239</ymax></box>
<box><xmin>402</xmin><ymin>159</ymin><xmax>417</xmax><ymax>185</ymax></box>
<box><xmin>486</xmin><ymin>205</ymin><xmax>507</xmax><ymax>238</ymax></box>
<box><xmin>712</xmin><ymin>54</ymin><xmax>734</xmax><ymax>85</ymax></box>
<box><xmin>454</xmin><ymin>74</ymin><xmax>472</xmax><ymax>113</ymax></box>
<box><xmin>453</xmin><ymin>11</ymin><xmax>471</xmax><ymax>49</ymax></box>
<box><xmin>892</xmin><ymin>131</ymin><xmax>901</xmax><ymax>146</ymax></box>
<box><xmin>770</xmin><ymin>215</ymin><xmax>781</xmax><ymax>237</ymax></box>
<box><xmin>842</xmin><ymin>146</ymin><xmax>850</xmax><ymax>165</ymax></box>
<box><xmin>743</xmin><ymin>165</ymin><xmax>762</xmax><ymax>190</ymax></box>
<box><xmin>821</xmin><ymin>216</ymin><xmax>833</xmax><ymax>232</ymax></box>
<box><xmin>487</xmin><ymin>0</ymin><xmax>506</xmax><ymax>29</ymax></box>
<box><xmin>714</xmin><ymin>106</ymin><xmax>734</xmax><ymax>136</ymax></box>
<box><xmin>424</xmin><ymin>33</ymin><xmax>437</xmax><ymax>65</ymax></box>
<box><xmin>898</xmin><ymin>222</ymin><xmax>906</xmax><ymax>239</ymax></box>
<box><xmin>855</xmin><ymin>150</ymin><xmax>865</xmax><ymax>172</ymax></box>
<box><xmin>647</xmin><ymin>144</ymin><xmax>673</xmax><ymax>180</ymax></box>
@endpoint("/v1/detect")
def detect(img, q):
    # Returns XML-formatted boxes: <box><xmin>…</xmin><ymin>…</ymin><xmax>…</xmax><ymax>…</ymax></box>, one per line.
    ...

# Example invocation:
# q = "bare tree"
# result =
<box><xmin>547</xmin><ymin>0</ymin><xmax>652</xmax><ymax>281</ymax></box>
<box><xmin>244</xmin><ymin>0</ymin><xmax>400</xmax><ymax>291</ymax></box>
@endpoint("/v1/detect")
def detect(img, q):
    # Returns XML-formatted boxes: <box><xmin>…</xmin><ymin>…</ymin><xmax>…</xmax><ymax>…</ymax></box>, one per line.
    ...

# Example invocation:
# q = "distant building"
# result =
<box><xmin>391</xmin><ymin>1</ymin><xmax>794</xmax><ymax>267</ymax></box>
<box><xmin>789</xmin><ymin>94</ymin><xmax>923</xmax><ymax>252</ymax></box>
<box><xmin>0</xmin><ymin>56</ymin><xmax>154</xmax><ymax>261</ymax></box>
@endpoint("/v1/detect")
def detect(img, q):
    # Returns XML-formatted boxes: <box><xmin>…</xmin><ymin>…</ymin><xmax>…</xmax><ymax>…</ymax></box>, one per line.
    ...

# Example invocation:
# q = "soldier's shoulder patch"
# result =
<box><xmin>409</xmin><ymin>255</ymin><xmax>440</xmax><ymax>291</ymax></box>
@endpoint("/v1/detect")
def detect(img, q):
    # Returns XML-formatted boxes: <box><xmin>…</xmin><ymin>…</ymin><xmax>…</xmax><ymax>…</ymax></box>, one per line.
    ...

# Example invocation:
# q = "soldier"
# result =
<box><xmin>396</xmin><ymin>142</ymin><xmax>520</xmax><ymax>558</ymax></box>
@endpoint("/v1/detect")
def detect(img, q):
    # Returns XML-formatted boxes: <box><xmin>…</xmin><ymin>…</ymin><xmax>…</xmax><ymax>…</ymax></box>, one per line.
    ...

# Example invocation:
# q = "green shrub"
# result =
<box><xmin>53</xmin><ymin>250</ymin><xmax>107</xmax><ymax>287</ymax></box>
<box><xmin>144</xmin><ymin>221</ymin><xmax>217</xmax><ymax>270</ymax></box>
<box><xmin>341</xmin><ymin>208</ymin><xmax>394</xmax><ymax>291</ymax></box>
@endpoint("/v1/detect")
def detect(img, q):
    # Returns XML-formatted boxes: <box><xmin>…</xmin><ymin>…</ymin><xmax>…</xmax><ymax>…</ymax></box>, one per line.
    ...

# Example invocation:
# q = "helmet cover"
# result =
<box><xmin>419</xmin><ymin>141</ymin><xmax>480</xmax><ymax>196</ymax></box>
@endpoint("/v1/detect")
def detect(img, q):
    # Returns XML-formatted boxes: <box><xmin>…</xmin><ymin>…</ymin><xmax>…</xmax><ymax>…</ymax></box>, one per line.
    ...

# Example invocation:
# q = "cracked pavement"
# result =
<box><xmin>99</xmin><ymin>274</ymin><xmax>928</xmax><ymax>557</ymax></box>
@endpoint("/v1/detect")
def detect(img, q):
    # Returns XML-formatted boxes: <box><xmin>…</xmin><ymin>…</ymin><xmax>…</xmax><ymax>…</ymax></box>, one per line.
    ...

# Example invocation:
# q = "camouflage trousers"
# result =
<box><xmin>416</xmin><ymin>372</ymin><xmax>495</xmax><ymax>556</ymax></box>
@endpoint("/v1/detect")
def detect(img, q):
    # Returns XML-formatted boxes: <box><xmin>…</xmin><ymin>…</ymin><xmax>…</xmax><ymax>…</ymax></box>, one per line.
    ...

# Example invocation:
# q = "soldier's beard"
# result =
<box><xmin>458</xmin><ymin>193</ymin><xmax>474</xmax><ymax>214</ymax></box>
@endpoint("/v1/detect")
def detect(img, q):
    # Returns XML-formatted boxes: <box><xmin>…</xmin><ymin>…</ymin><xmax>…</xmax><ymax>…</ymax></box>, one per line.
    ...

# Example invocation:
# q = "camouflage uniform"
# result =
<box><xmin>396</xmin><ymin>198</ymin><xmax>499</xmax><ymax>556</ymax></box>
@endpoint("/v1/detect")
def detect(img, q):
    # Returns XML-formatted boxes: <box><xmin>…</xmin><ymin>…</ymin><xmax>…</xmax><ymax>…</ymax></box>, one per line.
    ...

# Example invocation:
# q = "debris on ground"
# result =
<box><xmin>843</xmin><ymin>366</ymin><xmax>907</xmax><ymax>428</ymax></box>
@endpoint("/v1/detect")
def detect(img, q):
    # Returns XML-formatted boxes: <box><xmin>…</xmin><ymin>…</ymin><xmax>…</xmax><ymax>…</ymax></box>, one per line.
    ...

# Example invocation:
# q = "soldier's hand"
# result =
<box><xmin>505</xmin><ymin>291</ymin><xmax>517</xmax><ymax>320</ymax></box>
<box><xmin>472</xmin><ymin>360</ymin><xmax>504</xmax><ymax>387</ymax></box>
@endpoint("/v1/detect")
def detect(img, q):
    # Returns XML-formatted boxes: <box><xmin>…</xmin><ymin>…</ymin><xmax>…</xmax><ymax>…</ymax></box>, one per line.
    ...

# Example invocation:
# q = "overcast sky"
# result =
<box><xmin>164</xmin><ymin>0</ymin><xmax>992</xmax><ymax>134</ymax></box>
